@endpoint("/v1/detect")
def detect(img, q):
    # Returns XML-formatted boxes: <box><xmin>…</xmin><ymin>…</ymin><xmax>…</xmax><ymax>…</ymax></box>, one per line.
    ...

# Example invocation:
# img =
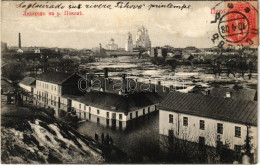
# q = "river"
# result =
<box><xmin>76</xmin><ymin>56</ymin><xmax>257</xmax><ymax>161</ymax></box>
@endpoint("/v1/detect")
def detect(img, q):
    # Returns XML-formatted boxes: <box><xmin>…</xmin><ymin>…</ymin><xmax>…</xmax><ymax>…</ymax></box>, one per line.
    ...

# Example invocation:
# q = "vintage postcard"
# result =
<box><xmin>1</xmin><ymin>0</ymin><xmax>259</xmax><ymax>164</ymax></box>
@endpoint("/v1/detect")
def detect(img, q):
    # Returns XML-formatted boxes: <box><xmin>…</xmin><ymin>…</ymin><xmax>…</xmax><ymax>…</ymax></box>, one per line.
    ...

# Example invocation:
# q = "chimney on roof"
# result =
<box><xmin>226</xmin><ymin>92</ymin><xmax>231</xmax><ymax>98</ymax></box>
<box><xmin>104</xmin><ymin>68</ymin><xmax>108</xmax><ymax>78</ymax></box>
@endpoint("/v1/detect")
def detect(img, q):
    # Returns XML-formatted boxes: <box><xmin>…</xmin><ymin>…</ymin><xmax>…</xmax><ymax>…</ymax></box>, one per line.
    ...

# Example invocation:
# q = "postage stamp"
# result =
<box><xmin>211</xmin><ymin>1</ymin><xmax>258</xmax><ymax>48</ymax></box>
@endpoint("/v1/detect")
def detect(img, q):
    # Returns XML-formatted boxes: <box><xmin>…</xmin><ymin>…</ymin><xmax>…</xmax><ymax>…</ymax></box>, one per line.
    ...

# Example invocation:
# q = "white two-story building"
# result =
<box><xmin>159</xmin><ymin>92</ymin><xmax>257</xmax><ymax>157</ymax></box>
<box><xmin>33</xmin><ymin>72</ymin><xmax>84</xmax><ymax>116</ymax></box>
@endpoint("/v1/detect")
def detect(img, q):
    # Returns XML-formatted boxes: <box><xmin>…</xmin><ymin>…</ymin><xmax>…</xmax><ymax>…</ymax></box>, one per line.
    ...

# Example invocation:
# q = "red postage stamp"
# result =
<box><xmin>219</xmin><ymin>1</ymin><xmax>258</xmax><ymax>46</ymax></box>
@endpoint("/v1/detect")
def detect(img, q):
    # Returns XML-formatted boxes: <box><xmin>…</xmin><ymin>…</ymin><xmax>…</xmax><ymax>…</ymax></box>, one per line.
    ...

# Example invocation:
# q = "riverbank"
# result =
<box><xmin>1</xmin><ymin>103</ymin><xmax>126</xmax><ymax>163</ymax></box>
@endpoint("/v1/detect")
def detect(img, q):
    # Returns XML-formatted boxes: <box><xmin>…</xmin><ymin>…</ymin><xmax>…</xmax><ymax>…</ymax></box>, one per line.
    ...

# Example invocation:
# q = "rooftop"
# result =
<box><xmin>210</xmin><ymin>87</ymin><xmax>257</xmax><ymax>101</ymax></box>
<box><xmin>158</xmin><ymin>92</ymin><xmax>257</xmax><ymax>126</ymax></box>
<box><xmin>35</xmin><ymin>72</ymin><xmax>81</xmax><ymax>85</ymax></box>
<box><xmin>64</xmin><ymin>91</ymin><xmax>163</xmax><ymax>113</ymax></box>
<box><xmin>1</xmin><ymin>78</ymin><xmax>15</xmax><ymax>93</ymax></box>
<box><xmin>19</xmin><ymin>77</ymin><xmax>36</xmax><ymax>86</ymax></box>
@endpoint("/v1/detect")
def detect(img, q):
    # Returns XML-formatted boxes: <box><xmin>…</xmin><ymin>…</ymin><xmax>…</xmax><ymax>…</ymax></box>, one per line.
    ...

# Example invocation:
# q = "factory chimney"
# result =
<box><xmin>18</xmin><ymin>33</ymin><xmax>21</xmax><ymax>49</ymax></box>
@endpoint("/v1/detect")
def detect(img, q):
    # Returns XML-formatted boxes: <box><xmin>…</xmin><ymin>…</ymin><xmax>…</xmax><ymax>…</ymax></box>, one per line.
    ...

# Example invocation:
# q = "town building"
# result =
<box><xmin>19</xmin><ymin>77</ymin><xmax>36</xmax><ymax>93</ymax></box>
<box><xmin>135</xmin><ymin>26</ymin><xmax>151</xmax><ymax>49</ymax></box>
<box><xmin>159</xmin><ymin>92</ymin><xmax>257</xmax><ymax>157</ymax></box>
<box><xmin>62</xmin><ymin>91</ymin><xmax>161</xmax><ymax>129</ymax></box>
<box><xmin>149</xmin><ymin>47</ymin><xmax>167</xmax><ymax>58</ymax></box>
<box><xmin>125</xmin><ymin>32</ymin><xmax>133</xmax><ymax>52</ymax></box>
<box><xmin>19</xmin><ymin>70</ymin><xmax>169</xmax><ymax>129</ymax></box>
<box><xmin>32</xmin><ymin>72</ymin><xmax>84</xmax><ymax>116</ymax></box>
<box><xmin>92</xmin><ymin>43</ymin><xmax>106</xmax><ymax>56</ymax></box>
<box><xmin>106</xmin><ymin>38</ymin><xmax>118</xmax><ymax>50</ymax></box>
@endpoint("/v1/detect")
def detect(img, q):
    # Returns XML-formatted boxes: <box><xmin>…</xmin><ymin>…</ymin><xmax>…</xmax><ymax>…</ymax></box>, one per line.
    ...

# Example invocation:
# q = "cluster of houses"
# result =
<box><xmin>148</xmin><ymin>46</ymin><xmax>258</xmax><ymax>64</ymax></box>
<box><xmin>17</xmin><ymin>70</ymin><xmax>257</xmax><ymax>159</ymax></box>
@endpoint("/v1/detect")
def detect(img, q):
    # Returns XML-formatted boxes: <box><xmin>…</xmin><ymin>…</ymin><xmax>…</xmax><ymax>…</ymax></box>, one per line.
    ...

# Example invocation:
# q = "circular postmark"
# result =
<box><xmin>210</xmin><ymin>1</ymin><xmax>258</xmax><ymax>48</ymax></box>
<box><xmin>218</xmin><ymin>11</ymin><xmax>250</xmax><ymax>43</ymax></box>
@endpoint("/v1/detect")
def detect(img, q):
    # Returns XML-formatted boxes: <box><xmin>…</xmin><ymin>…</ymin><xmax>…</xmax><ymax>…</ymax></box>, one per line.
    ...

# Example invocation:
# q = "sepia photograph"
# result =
<box><xmin>1</xmin><ymin>0</ymin><xmax>259</xmax><ymax>164</ymax></box>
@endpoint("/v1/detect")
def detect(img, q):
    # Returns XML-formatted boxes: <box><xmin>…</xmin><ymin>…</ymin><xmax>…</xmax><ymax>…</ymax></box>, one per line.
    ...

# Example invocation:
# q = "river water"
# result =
<box><xmin>76</xmin><ymin>56</ymin><xmax>257</xmax><ymax>161</ymax></box>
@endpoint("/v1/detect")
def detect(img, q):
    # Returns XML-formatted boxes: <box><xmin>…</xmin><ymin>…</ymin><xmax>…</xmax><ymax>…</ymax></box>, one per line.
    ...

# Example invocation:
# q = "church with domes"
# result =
<box><xmin>106</xmin><ymin>38</ymin><xmax>118</xmax><ymax>50</ymax></box>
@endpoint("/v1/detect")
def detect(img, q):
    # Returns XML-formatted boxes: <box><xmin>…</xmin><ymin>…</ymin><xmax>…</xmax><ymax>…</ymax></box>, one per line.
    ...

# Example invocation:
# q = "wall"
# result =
<box><xmin>71</xmin><ymin>100</ymin><xmax>127</xmax><ymax>121</ymax></box>
<box><xmin>159</xmin><ymin>109</ymin><xmax>257</xmax><ymax>152</ymax></box>
<box><xmin>125</xmin><ymin>104</ymin><xmax>157</xmax><ymax>120</ymax></box>
<box><xmin>36</xmin><ymin>80</ymin><xmax>60</xmax><ymax>96</ymax></box>
<box><xmin>19</xmin><ymin>83</ymin><xmax>31</xmax><ymax>92</ymax></box>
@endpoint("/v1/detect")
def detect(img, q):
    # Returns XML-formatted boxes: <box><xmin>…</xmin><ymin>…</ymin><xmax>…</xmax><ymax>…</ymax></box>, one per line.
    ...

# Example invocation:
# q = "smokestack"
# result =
<box><xmin>18</xmin><ymin>33</ymin><xmax>21</xmax><ymax>49</ymax></box>
<box><xmin>104</xmin><ymin>68</ymin><xmax>108</xmax><ymax>78</ymax></box>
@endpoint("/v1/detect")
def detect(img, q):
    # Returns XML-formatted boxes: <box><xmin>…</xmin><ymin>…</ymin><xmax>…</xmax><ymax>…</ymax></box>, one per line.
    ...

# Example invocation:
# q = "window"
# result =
<box><xmin>119</xmin><ymin>114</ymin><xmax>122</xmax><ymax>120</ymax></box>
<box><xmin>148</xmin><ymin>107</ymin><xmax>150</xmax><ymax>113</ymax></box>
<box><xmin>217</xmin><ymin>123</ymin><xmax>223</xmax><ymax>134</ymax></box>
<box><xmin>130</xmin><ymin>113</ymin><xmax>132</xmax><ymax>119</ymax></box>
<box><xmin>89</xmin><ymin>107</ymin><xmax>91</xmax><ymax>113</ymax></box>
<box><xmin>136</xmin><ymin>111</ymin><xmax>138</xmax><ymax>117</ymax></box>
<box><xmin>169</xmin><ymin>114</ymin><xmax>173</xmax><ymax>123</ymax></box>
<box><xmin>183</xmin><ymin>117</ymin><xmax>188</xmax><ymax>126</ymax></box>
<box><xmin>84</xmin><ymin>105</ymin><xmax>86</xmax><ymax>111</ymax></box>
<box><xmin>97</xmin><ymin>117</ymin><xmax>100</xmax><ymax>123</ymax></box>
<box><xmin>106</xmin><ymin>112</ymin><xmax>109</xmax><ymax>118</ymax></box>
<box><xmin>200</xmin><ymin>120</ymin><xmax>205</xmax><ymax>130</ymax></box>
<box><xmin>143</xmin><ymin>109</ymin><xmax>145</xmax><ymax>115</ymax></box>
<box><xmin>235</xmin><ymin>126</ymin><xmax>241</xmax><ymax>138</ymax></box>
<box><xmin>234</xmin><ymin>145</ymin><xmax>241</xmax><ymax>152</ymax></box>
<box><xmin>97</xmin><ymin>109</ymin><xmax>100</xmax><ymax>115</ymax></box>
<box><xmin>79</xmin><ymin>104</ymin><xmax>81</xmax><ymax>110</ymax></box>
<box><xmin>51</xmin><ymin>85</ymin><xmax>53</xmax><ymax>90</ymax></box>
<box><xmin>54</xmin><ymin>86</ymin><xmax>56</xmax><ymax>91</ymax></box>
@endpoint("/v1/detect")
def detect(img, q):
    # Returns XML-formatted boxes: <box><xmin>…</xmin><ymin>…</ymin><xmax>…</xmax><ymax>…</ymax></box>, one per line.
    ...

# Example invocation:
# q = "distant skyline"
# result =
<box><xmin>2</xmin><ymin>1</ymin><xmax>221</xmax><ymax>49</ymax></box>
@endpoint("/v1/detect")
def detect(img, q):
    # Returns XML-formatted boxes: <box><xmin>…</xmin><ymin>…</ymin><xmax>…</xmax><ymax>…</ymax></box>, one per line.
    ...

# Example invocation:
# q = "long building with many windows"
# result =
<box><xmin>20</xmin><ymin>71</ymin><xmax>167</xmax><ymax>129</ymax></box>
<box><xmin>158</xmin><ymin>92</ymin><xmax>257</xmax><ymax>157</ymax></box>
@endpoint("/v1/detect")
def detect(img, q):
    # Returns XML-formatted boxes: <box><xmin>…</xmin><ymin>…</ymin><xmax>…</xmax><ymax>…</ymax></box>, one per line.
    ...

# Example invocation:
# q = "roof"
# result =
<box><xmin>64</xmin><ymin>91</ymin><xmax>163</xmax><ymax>113</ymax></box>
<box><xmin>19</xmin><ymin>77</ymin><xmax>36</xmax><ymax>86</ymax></box>
<box><xmin>158</xmin><ymin>92</ymin><xmax>257</xmax><ymax>126</ymax></box>
<box><xmin>210</xmin><ymin>88</ymin><xmax>257</xmax><ymax>101</ymax></box>
<box><xmin>35</xmin><ymin>72</ymin><xmax>81</xmax><ymax>85</ymax></box>
<box><xmin>82</xmin><ymin>76</ymin><xmax>170</xmax><ymax>98</ymax></box>
<box><xmin>1</xmin><ymin>78</ymin><xmax>15</xmax><ymax>93</ymax></box>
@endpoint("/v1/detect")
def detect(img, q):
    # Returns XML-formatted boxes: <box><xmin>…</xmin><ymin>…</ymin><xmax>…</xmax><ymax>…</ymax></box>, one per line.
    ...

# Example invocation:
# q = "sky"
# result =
<box><xmin>1</xmin><ymin>1</ymin><xmax>223</xmax><ymax>49</ymax></box>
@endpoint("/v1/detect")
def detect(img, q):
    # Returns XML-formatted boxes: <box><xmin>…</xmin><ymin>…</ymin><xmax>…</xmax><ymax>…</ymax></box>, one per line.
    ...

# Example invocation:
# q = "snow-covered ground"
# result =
<box><xmin>84</xmin><ymin>56</ymin><xmax>257</xmax><ymax>92</ymax></box>
<box><xmin>1</xmin><ymin>104</ymin><xmax>104</xmax><ymax>164</ymax></box>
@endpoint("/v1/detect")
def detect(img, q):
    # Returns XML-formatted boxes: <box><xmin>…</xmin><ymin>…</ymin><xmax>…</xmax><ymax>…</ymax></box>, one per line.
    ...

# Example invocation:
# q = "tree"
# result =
<box><xmin>2</xmin><ymin>61</ymin><xmax>25</xmax><ymax>83</ymax></box>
